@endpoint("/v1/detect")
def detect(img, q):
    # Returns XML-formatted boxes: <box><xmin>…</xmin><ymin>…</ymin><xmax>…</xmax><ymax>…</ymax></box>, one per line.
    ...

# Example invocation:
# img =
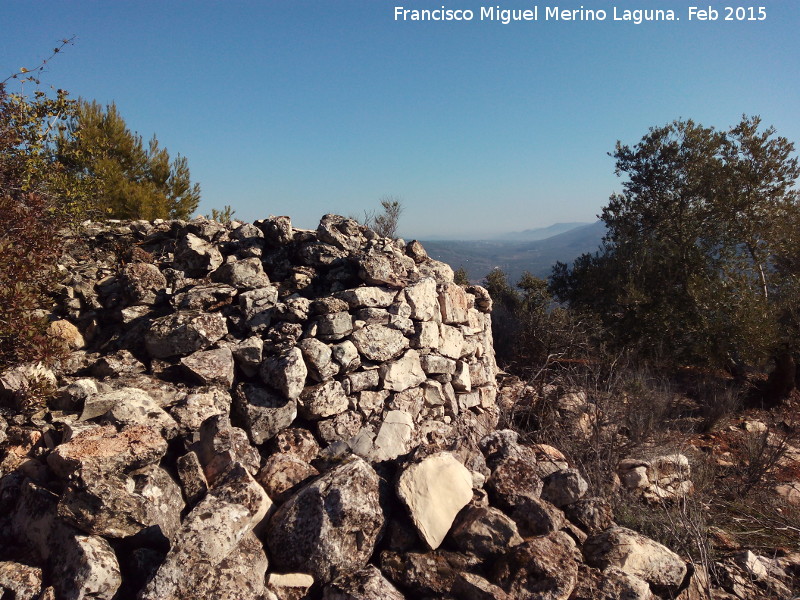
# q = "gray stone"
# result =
<box><xmin>234</xmin><ymin>383</ymin><xmax>298</xmax><ymax>444</ymax></box>
<box><xmin>348</xmin><ymin>369</ymin><xmax>380</xmax><ymax>392</ymax></box>
<box><xmin>0</xmin><ymin>561</ymin><xmax>43</xmax><ymax>600</ymax></box>
<box><xmin>372</xmin><ymin>410</ymin><xmax>415</xmax><ymax>462</ymax></box>
<box><xmin>317</xmin><ymin>311</ymin><xmax>353</xmax><ymax>340</ymax></box>
<box><xmin>231</xmin><ymin>335</ymin><xmax>264</xmax><ymax>376</ymax></box>
<box><xmin>449</xmin><ymin>504</ymin><xmax>524</xmax><ymax>557</ymax></box>
<box><xmin>332</xmin><ymin>340</ymin><xmax>361</xmax><ymax>372</ymax></box>
<box><xmin>337</xmin><ymin>286</ymin><xmax>397</xmax><ymax>308</ymax></box>
<box><xmin>180</xmin><ymin>347</ymin><xmax>235</xmax><ymax>387</ymax></box>
<box><xmin>145</xmin><ymin>310</ymin><xmax>228</xmax><ymax>358</ymax></box>
<box><xmin>266</xmin><ymin>457</ymin><xmax>384</xmax><ymax>583</ymax></box>
<box><xmin>169</xmin><ymin>388</ymin><xmax>229</xmax><ymax>437</ymax></box>
<box><xmin>299</xmin><ymin>338</ymin><xmax>339</xmax><ymax>382</ymax></box>
<box><xmin>197</xmin><ymin>415</ymin><xmax>261</xmax><ymax>482</ymax></box>
<box><xmin>256</xmin><ymin>452</ymin><xmax>319</xmax><ymax>503</ymax></box>
<box><xmin>438</xmin><ymin>324</ymin><xmax>465</xmax><ymax>359</ymax></box>
<box><xmin>380</xmin><ymin>350</ymin><xmax>426</xmax><ymax>392</ymax></box>
<box><xmin>299</xmin><ymin>380</ymin><xmax>349</xmax><ymax>420</ymax></box>
<box><xmin>210</xmin><ymin>257</ymin><xmax>270</xmax><ymax>289</ymax></box>
<box><xmin>404</xmin><ymin>277</ymin><xmax>439</xmax><ymax>321</ymax></box>
<box><xmin>120</xmin><ymin>262</ymin><xmax>167</xmax><ymax>305</ymax></box>
<box><xmin>541</xmin><ymin>468</ymin><xmax>589</xmax><ymax>508</ymax></box>
<box><xmin>351</xmin><ymin>324</ymin><xmax>409</xmax><ymax>362</ymax></box>
<box><xmin>175</xmin><ymin>232</ymin><xmax>223</xmax><ymax>274</ymax></box>
<box><xmin>323</xmin><ymin>565</ymin><xmax>405</xmax><ymax>600</ymax></box>
<box><xmin>439</xmin><ymin>282</ymin><xmax>470</xmax><ymax>324</ymax></box>
<box><xmin>172</xmin><ymin>283</ymin><xmax>237</xmax><ymax>311</ymax></box>
<box><xmin>260</xmin><ymin>347</ymin><xmax>308</xmax><ymax>400</ymax></box>
<box><xmin>420</xmin><ymin>354</ymin><xmax>457</xmax><ymax>375</ymax></box>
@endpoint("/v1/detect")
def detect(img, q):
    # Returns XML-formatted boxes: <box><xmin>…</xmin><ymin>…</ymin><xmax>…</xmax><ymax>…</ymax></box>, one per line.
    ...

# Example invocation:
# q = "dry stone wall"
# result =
<box><xmin>0</xmin><ymin>214</ymin><xmax>722</xmax><ymax>600</ymax></box>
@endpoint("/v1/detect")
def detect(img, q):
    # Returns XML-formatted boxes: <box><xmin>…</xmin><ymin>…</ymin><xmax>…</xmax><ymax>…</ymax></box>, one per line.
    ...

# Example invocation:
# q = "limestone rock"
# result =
<box><xmin>54</xmin><ymin>534</ymin><xmax>122</xmax><ymax>600</ymax></box>
<box><xmin>266</xmin><ymin>457</ymin><xmax>384</xmax><ymax>583</ymax></box>
<box><xmin>337</xmin><ymin>286</ymin><xmax>397</xmax><ymax>309</ymax></box>
<box><xmin>372</xmin><ymin>410</ymin><xmax>415</xmax><ymax>462</ymax></box>
<box><xmin>583</xmin><ymin>526</ymin><xmax>687</xmax><ymax>590</ymax></box>
<box><xmin>181</xmin><ymin>347</ymin><xmax>235</xmax><ymax>387</ymax></box>
<box><xmin>210</xmin><ymin>257</ymin><xmax>270</xmax><ymax>289</ymax></box>
<box><xmin>175</xmin><ymin>232</ymin><xmax>223</xmax><ymax>275</ymax></box>
<box><xmin>396</xmin><ymin>452</ymin><xmax>473</xmax><ymax>549</ymax></box>
<box><xmin>0</xmin><ymin>561</ymin><xmax>43</xmax><ymax>600</ymax></box>
<box><xmin>145</xmin><ymin>310</ymin><xmax>227</xmax><ymax>358</ymax></box>
<box><xmin>449</xmin><ymin>504</ymin><xmax>524</xmax><ymax>557</ymax></box>
<box><xmin>404</xmin><ymin>278</ymin><xmax>439</xmax><ymax>321</ymax></box>
<box><xmin>197</xmin><ymin>415</ymin><xmax>261</xmax><ymax>482</ymax></box>
<box><xmin>438</xmin><ymin>282</ymin><xmax>470</xmax><ymax>324</ymax></box>
<box><xmin>299</xmin><ymin>337</ymin><xmax>339</xmax><ymax>382</ymax></box>
<box><xmin>234</xmin><ymin>383</ymin><xmax>297</xmax><ymax>444</ymax></box>
<box><xmin>299</xmin><ymin>380</ymin><xmax>349</xmax><ymax>420</ymax></box>
<box><xmin>120</xmin><ymin>262</ymin><xmax>167</xmax><ymax>305</ymax></box>
<box><xmin>47</xmin><ymin>319</ymin><xmax>86</xmax><ymax>349</ymax></box>
<box><xmin>256</xmin><ymin>452</ymin><xmax>319</xmax><ymax>503</ymax></box>
<box><xmin>317</xmin><ymin>311</ymin><xmax>354</xmax><ymax>340</ymax></box>
<box><xmin>260</xmin><ymin>347</ymin><xmax>308</xmax><ymax>400</ymax></box>
<box><xmin>380</xmin><ymin>349</ymin><xmax>426</xmax><ymax>392</ymax></box>
<box><xmin>322</xmin><ymin>565</ymin><xmax>406</xmax><ymax>600</ymax></box>
<box><xmin>486</xmin><ymin>456</ymin><xmax>544</xmax><ymax>510</ymax></box>
<box><xmin>541</xmin><ymin>468</ymin><xmax>589</xmax><ymax>507</ymax></box>
<box><xmin>351</xmin><ymin>324</ymin><xmax>409</xmax><ymax>362</ymax></box>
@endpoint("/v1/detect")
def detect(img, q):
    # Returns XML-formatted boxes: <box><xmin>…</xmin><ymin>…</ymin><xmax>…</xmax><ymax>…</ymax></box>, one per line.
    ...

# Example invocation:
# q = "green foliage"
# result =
<box><xmin>365</xmin><ymin>195</ymin><xmax>403</xmax><ymax>238</ymax></box>
<box><xmin>59</xmin><ymin>100</ymin><xmax>200</xmax><ymax>219</ymax></box>
<box><xmin>207</xmin><ymin>204</ymin><xmax>236</xmax><ymax>224</ymax></box>
<box><xmin>453</xmin><ymin>266</ymin><xmax>470</xmax><ymax>285</ymax></box>
<box><xmin>552</xmin><ymin>116</ymin><xmax>800</xmax><ymax>370</ymax></box>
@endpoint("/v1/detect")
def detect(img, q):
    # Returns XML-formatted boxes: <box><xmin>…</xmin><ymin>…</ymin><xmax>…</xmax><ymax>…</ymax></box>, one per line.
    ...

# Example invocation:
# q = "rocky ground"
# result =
<box><xmin>0</xmin><ymin>214</ymin><xmax>797</xmax><ymax>599</ymax></box>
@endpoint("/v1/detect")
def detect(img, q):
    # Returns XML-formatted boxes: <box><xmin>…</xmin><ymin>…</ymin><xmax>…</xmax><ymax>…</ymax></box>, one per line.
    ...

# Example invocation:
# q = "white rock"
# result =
<box><xmin>380</xmin><ymin>350</ymin><xmax>426</xmax><ymax>392</ymax></box>
<box><xmin>372</xmin><ymin>410</ymin><xmax>414</xmax><ymax>461</ymax></box>
<box><xmin>397</xmin><ymin>452</ymin><xmax>474</xmax><ymax>549</ymax></box>
<box><xmin>404</xmin><ymin>277</ymin><xmax>439</xmax><ymax>321</ymax></box>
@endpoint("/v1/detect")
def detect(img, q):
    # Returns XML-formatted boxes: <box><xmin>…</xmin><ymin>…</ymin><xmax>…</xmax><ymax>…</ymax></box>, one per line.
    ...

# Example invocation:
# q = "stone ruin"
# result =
<box><xmin>0</xmin><ymin>214</ymin><xmax>708</xmax><ymax>599</ymax></box>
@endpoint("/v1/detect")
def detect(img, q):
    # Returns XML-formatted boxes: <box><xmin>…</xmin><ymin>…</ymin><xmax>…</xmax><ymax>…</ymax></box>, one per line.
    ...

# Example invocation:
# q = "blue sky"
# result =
<box><xmin>2</xmin><ymin>1</ymin><xmax>798</xmax><ymax>238</ymax></box>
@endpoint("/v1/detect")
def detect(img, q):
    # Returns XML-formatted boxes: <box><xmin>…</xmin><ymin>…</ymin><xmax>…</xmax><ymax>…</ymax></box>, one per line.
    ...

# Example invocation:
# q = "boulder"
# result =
<box><xmin>266</xmin><ymin>457</ymin><xmax>384</xmax><ymax>583</ymax></box>
<box><xmin>449</xmin><ymin>504</ymin><xmax>524</xmax><ymax>557</ymax></box>
<box><xmin>396</xmin><ymin>452</ymin><xmax>473</xmax><ymax>549</ymax></box>
<box><xmin>145</xmin><ymin>310</ymin><xmax>227</xmax><ymax>358</ymax></box>
<box><xmin>351</xmin><ymin>324</ymin><xmax>409</xmax><ymax>362</ymax></box>
<box><xmin>210</xmin><ymin>257</ymin><xmax>270</xmax><ymax>289</ymax></box>
<box><xmin>260</xmin><ymin>347</ymin><xmax>308</xmax><ymax>400</ymax></box>
<box><xmin>541</xmin><ymin>468</ymin><xmax>589</xmax><ymax>507</ymax></box>
<box><xmin>299</xmin><ymin>380</ymin><xmax>349</xmax><ymax>420</ymax></box>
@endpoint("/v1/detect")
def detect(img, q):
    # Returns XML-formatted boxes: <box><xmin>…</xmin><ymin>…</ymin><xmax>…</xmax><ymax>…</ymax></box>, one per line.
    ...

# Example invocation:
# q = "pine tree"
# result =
<box><xmin>60</xmin><ymin>100</ymin><xmax>200</xmax><ymax>219</ymax></box>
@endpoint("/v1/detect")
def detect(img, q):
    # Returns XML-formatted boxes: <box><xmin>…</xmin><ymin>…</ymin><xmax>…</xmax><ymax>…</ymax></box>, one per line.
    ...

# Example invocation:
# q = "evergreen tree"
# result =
<box><xmin>551</xmin><ymin>116</ymin><xmax>800</xmax><ymax>370</ymax></box>
<box><xmin>59</xmin><ymin>100</ymin><xmax>200</xmax><ymax>219</ymax></box>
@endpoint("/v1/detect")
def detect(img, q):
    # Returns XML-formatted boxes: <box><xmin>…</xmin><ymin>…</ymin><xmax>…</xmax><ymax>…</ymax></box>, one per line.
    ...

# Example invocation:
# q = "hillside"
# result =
<box><xmin>421</xmin><ymin>220</ymin><xmax>606</xmax><ymax>284</ymax></box>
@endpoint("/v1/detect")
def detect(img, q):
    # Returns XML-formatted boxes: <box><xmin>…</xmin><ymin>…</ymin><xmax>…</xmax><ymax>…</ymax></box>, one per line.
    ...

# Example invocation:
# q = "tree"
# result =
<box><xmin>551</xmin><ymin>116</ymin><xmax>800</xmax><ymax>370</ymax></box>
<box><xmin>207</xmin><ymin>204</ymin><xmax>236</xmax><ymax>224</ymax></box>
<box><xmin>365</xmin><ymin>195</ymin><xmax>403</xmax><ymax>238</ymax></box>
<box><xmin>59</xmin><ymin>100</ymin><xmax>200</xmax><ymax>219</ymax></box>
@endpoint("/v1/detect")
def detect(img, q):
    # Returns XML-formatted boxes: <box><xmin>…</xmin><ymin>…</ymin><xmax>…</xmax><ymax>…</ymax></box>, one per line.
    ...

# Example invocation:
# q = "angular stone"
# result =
<box><xmin>271</xmin><ymin>427</ymin><xmax>321</xmax><ymax>463</ymax></box>
<box><xmin>47</xmin><ymin>319</ymin><xmax>85</xmax><ymax>349</ymax></box>
<box><xmin>169</xmin><ymin>388</ymin><xmax>229</xmax><ymax>437</ymax></box>
<box><xmin>564</xmin><ymin>497</ymin><xmax>614</xmax><ymax>534</ymax></box>
<box><xmin>351</xmin><ymin>324</ymin><xmax>409</xmax><ymax>362</ymax></box>
<box><xmin>541</xmin><ymin>468</ymin><xmax>589</xmax><ymax>508</ymax></box>
<box><xmin>486</xmin><ymin>456</ymin><xmax>544</xmax><ymax>510</ymax></box>
<box><xmin>317</xmin><ymin>312</ymin><xmax>353</xmax><ymax>340</ymax></box>
<box><xmin>453</xmin><ymin>361</ymin><xmax>472</xmax><ymax>392</ymax></box>
<box><xmin>372</xmin><ymin>410</ymin><xmax>414</xmax><ymax>462</ymax></box>
<box><xmin>439</xmin><ymin>282</ymin><xmax>470</xmax><ymax>324</ymax></box>
<box><xmin>197</xmin><ymin>415</ymin><xmax>261</xmax><ymax>482</ymax></box>
<box><xmin>380</xmin><ymin>350</ymin><xmax>426</xmax><ymax>392</ymax></box>
<box><xmin>96</xmin><ymin>388</ymin><xmax>178</xmax><ymax>440</ymax></box>
<box><xmin>584</xmin><ymin>527</ymin><xmax>688</xmax><ymax>590</ymax></box>
<box><xmin>299</xmin><ymin>380</ymin><xmax>348</xmax><ymax>420</ymax></box>
<box><xmin>322</xmin><ymin>565</ymin><xmax>405</xmax><ymax>600</ymax></box>
<box><xmin>210</xmin><ymin>257</ymin><xmax>270</xmax><ymax>289</ymax></box>
<box><xmin>404</xmin><ymin>277</ymin><xmax>439</xmax><ymax>321</ymax></box>
<box><xmin>177</xmin><ymin>450</ymin><xmax>208</xmax><ymax>506</ymax></box>
<box><xmin>453</xmin><ymin>572</ymin><xmax>511</xmax><ymax>600</ymax></box>
<box><xmin>299</xmin><ymin>338</ymin><xmax>339</xmax><ymax>382</ymax></box>
<box><xmin>48</xmin><ymin>425</ymin><xmax>167</xmax><ymax>479</ymax></box>
<box><xmin>420</xmin><ymin>354</ymin><xmax>457</xmax><ymax>375</ymax></box>
<box><xmin>438</xmin><ymin>324</ymin><xmax>465</xmax><ymax>359</ymax></box>
<box><xmin>175</xmin><ymin>232</ymin><xmax>223</xmax><ymax>275</ymax></box>
<box><xmin>234</xmin><ymin>383</ymin><xmax>297</xmax><ymax>445</ymax></box>
<box><xmin>191</xmin><ymin>532</ymin><xmax>271</xmax><ymax>600</ymax></box>
<box><xmin>317</xmin><ymin>411</ymin><xmax>364</xmax><ymax>445</ymax></box>
<box><xmin>173</xmin><ymin>283</ymin><xmax>237</xmax><ymax>311</ymax></box>
<box><xmin>54</xmin><ymin>534</ymin><xmax>122</xmax><ymax>600</ymax></box>
<box><xmin>317</xmin><ymin>214</ymin><xmax>365</xmax><ymax>251</ymax></box>
<box><xmin>510</xmin><ymin>495</ymin><xmax>566</xmax><ymax>537</ymax></box>
<box><xmin>337</xmin><ymin>286</ymin><xmax>397</xmax><ymax>309</ymax></box>
<box><xmin>347</xmin><ymin>369</ymin><xmax>380</xmax><ymax>392</ymax></box>
<box><xmin>380</xmin><ymin>550</ymin><xmax>477</xmax><ymax>596</ymax></box>
<box><xmin>181</xmin><ymin>347</ymin><xmax>235</xmax><ymax>387</ymax></box>
<box><xmin>145</xmin><ymin>310</ymin><xmax>227</xmax><ymax>358</ymax></box>
<box><xmin>0</xmin><ymin>561</ymin><xmax>43</xmax><ymax>600</ymax></box>
<box><xmin>120</xmin><ymin>262</ymin><xmax>167</xmax><ymax>305</ymax></box>
<box><xmin>493</xmin><ymin>532</ymin><xmax>579</xmax><ymax>600</ymax></box>
<box><xmin>231</xmin><ymin>335</ymin><xmax>264</xmax><ymax>376</ymax></box>
<box><xmin>260</xmin><ymin>347</ymin><xmax>308</xmax><ymax>400</ymax></box>
<box><xmin>411</xmin><ymin>321</ymin><xmax>439</xmax><ymax>349</ymax></box>
<box><xmin>139</xmin><ymin>463</ymin><xmax>271</xmax><ymax>600</ymax></box>
<box><xmin>239</xmin><ymin>286</ymin><xmax>279</xmax><ymax>319</ymax></box>
<box><xmin>332</xmin><ymin>340</ymin><xmax>361</xmax><ymax>372</ymax></box>
<box><xmin>266</xmin><ymin>457</ymin><xmax>383</xmax><ymax>583</ymax></box>
<box><xmin>256</xmin><ymin>452</ymin><xmax>319</xmax><ymax>503</ymax></box>
<box><xmin>397</xmin><ymin>452</ymin><xmax>473</xmax><ymax>549</ymax></box>
<box><xmin>449</xmin><ymin>505</ymin><xmax>523</xmax><ymax>557</ymax></box>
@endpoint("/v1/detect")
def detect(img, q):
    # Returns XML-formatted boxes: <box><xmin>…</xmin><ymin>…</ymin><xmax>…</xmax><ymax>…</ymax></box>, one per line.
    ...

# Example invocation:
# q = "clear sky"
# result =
<box><xmin>2</xmin><ymin>1</ymin><xmax>798</xmax><ymax>239</ymax></box>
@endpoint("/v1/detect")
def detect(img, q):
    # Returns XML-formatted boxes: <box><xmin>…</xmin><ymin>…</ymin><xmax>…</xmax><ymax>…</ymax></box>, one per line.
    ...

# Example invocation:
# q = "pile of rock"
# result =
<box><xmin>0</xmin><ymin>214</ymin><xmax>704</xmax><ymax>599</ymax></box>
<box><xmin>617</xmin><ymin>454</ymin><xmax>694</xmax><ymax>502</ymax></box>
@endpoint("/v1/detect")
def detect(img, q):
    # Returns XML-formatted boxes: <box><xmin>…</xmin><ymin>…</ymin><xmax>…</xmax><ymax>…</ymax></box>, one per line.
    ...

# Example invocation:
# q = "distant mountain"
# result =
<box><xmin>498</xmin><ymin>222</ymin><xmax>591</xmax><ymax>242</ymax></box>
<box><xmin>421</xmin><ymin>221</ymin><xmax>606</xmax><ymax>284</ymax></box>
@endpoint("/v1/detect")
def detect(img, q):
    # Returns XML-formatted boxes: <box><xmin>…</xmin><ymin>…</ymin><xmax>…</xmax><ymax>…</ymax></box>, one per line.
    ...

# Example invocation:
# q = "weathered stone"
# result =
<box><xmin>139</xmin><ymin>462</ymin><xmax>271</xmax><ymax>600</ymax></box>
<box><xmin>210</xmin><ymin>257</ymin><xmax>270</xmax><ymax>289</ymax></box>
<box><xmin>452</xmin><ymin>360</ymin><xmax>472</xmax><ymax>392</ymax></box>
<box><xmin>449</xmin><ymin>504</ymin><xmax>523</xmax><ymax>557</ymax></box>
<box><xmin>260</xmin><ymin>215</ymin><xmax>294</xmax><ymax>246</ymax></box>
<box><xmin>266</xmin><ymin>457</ymin><xmax>383</xmax><ymax>583</ymax></box>
<box><xmin>337</xmin><ymin>286</ymin><xmax>397</xmax><ymax>309</ymax></box>
<box><xmin>169</xmin><ymin>388</ymin><xmax>229</xmax><ymax>437</ymax></box>
<box><xmin>48</xmin><ymin>424</ymin><xmax>167</xmax><ymax>478</ymax></box>
<box><xmin>317</xmin><ymin>411</ymin><xmax>364</xmax><ymax>445</ymax></box>
<box><xmin>175</xmin><ymin>232</ymin><xmax>223</xmax><ymax>274</ymax></box>
<box><xmin>234</xmin><ymin>383</ymin><xmax>297</xmax><ymax>444</ymax></box>
<box><xmin>47</xmin><ymin>319</ymin><xmax>86</xmax><ymax>349</ymax></box>
<box><xmin>260</xmin><ymin>347</ymin><xmax>308</xmax><ymax>400</ymax></box>
<box><xmin>181</xmin><ymin>347</ymin><xmax>235</xmax><ymax>387</ymax></box>
<box><xmin>493</xmin><ymin>531</ymin><xmax>580</xmax><ymax>600</ymax></box>
<box><xmin>584</xmin><ymin>527</ymin><xmax>688</xmax><ymax>590</ymax></box>
<box><xmin>380</xmin><ymin>550</ymin><xmax>478</xmax><ymax>597</ymax></box>
<box><xmin>541</xmin><ymin>468</ymin><xmax>589</xmax><ymax>507</ymax></box>
<box><xmin>351</xmin><ymin>324</ymin><xmax>409</xmax><ymax>362</ymax></box>
<box><xmin>372</xmin><ymin>410</ymin><xmax>415</xmax><ymax>462</ymax></box>
<box><xmin>317</xmin><ymin>214</ymin><xmax>365</xmax><ymax>251</ymax></box>
<box><xmin>322</xmin><ymin>565</ymin><xmax>405</xmax><ymax>600</ymax></box>
<box><xmin>420</xmin><ymin>354</ymin><xmax>457</xmax><ymax>375</ymax></box>
<box><xmin>256</xmin><ymin>452</ymin><xmax>319</xmax><ymax>503</ymax></box>
<box><xmin>271</xmin><ymin>427</ymin><xmax>321</xmax><ymax>463</ymax></box>
<box><xmin>231</xmin><ymin>335</ymin><xmax>263</xmax><ymax>376</ymax></box>
<box><xmin>299</xmin><ymin>338</ymin><xmax>339</xmax><ymax>382</ymax></box>
<box><xmin>347</xmin><ymin>369</ymin><xmax>380</xmax><ymax>392</ymax></box>
<box><xmin>564</xmin><ymin>497</ymin><xmax>614</xmax><ymax>534</ymax></box>
<box><xmin>191</xmin><ymin>531</ymin><xmax>271</xmax><ymax>600</ymax></box>
<box><xmin>439</xmin><ymin>282</ymin><xmax>470</xmax><ymax>324</ymax></box>
<box><xmin>0</xmin><ymin>561</ymin><xmax>43</xmax><ymax>600</ymax></box>
<box><xmin>358</xmin><ymin>253</ymin><xmax>406</xmax><ymax>287</ymax></box>
<box><xmin>239</xmin><ymin>286</ymin><xmax>279</xmax><ymax>319</ymax></box>
<box><xmin>54</xmin><ymin>534</ymin><xmax>122</xmax><ymax>600</ymax></box>
<box><xmin>317</xmin><ymin>312</ymin><xmax>353</xmax><ymax>340</ymax></box>
<box><xmin>197</xmin><ymin>415</ymin><xmax>261</xmax><ymax>481</ymax></box>
<box><xmin>173</xmin><ymin>282</ymin><xmax>237</xmax><ymax>311</ymax></box>
<box><xmin>332</xmin><ymin>340</ymin><xmax>361</xmax><ymax>372</ymax></box>
<box><xmin>177</xmin><ymin>450</ymin><xmax>208</xmax><ymax>506</ymax></box>
<box><xmin>145</xmin><ymin>310</ymin><xmax>227</xmax><ymax>358</ymax></box>
<box><xmin>397</xmin><ymin>452</ymin><xmax>473</xmax><ymax>549</ymax></box>
<box><xmin>511</xmin><ymin>495</ymin><xmax>566</xmax><ymax>537</ymax></box>
<box><xmin>404</xmin><ymin>278</ymin><xmax>439</xmax><ymax>321</ymax></box>
<box><xmin>380</xmin><ymin>349</ymin><xmax>426</xmax><ymax>392</ymax></box>
<box><xmin>120</xmin><ymin>262</ymin><xmax>167</xmax><ymax>305</ymax></box>
<box><xmin>299</xmin><ymin>380</ymin><xmax>349</xmax><ymax>420</ymax></box>
<box><xmin>453</xmin><ymin>572</ymin><xmax>511</xmax><ymax>600</ymax></box>
<box><xmin>486</xmin><ymin>456</ymin><xmax>544</xmax><ymax>510</ymax></box>
<box><xmin>97</xmin><ymin>388</ymin><xmax>178</xmax><ymax>439</ymax></box>
<box><xmin>438</xmin><ymin>324</ymin><xmax>465</xmax><ymax>359</ymax></box>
